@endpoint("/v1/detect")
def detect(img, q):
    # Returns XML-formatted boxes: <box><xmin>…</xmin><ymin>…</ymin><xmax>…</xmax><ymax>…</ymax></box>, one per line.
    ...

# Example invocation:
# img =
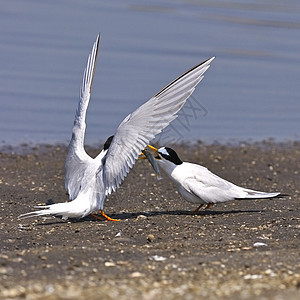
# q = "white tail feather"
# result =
<box><xmin>237</xmin><ymin>188</ymin><xmax>280</xmax><ymax>199</ymax></box>
<box><xmin>18</xmin><ymin>195</ymin><xmax>96</xmax><ymax>220</ymax></box>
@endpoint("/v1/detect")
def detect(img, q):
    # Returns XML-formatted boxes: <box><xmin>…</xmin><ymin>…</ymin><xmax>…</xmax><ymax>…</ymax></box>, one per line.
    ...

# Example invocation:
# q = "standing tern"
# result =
<box><xmin>19</xmin><ymin>34</ymin><xmax>215</xmax><ymax>221</ymax></box>
<box><xmin>147</xmin><ymin>145</ymin><xmax>281</xmax><ymax>212</ymax></box>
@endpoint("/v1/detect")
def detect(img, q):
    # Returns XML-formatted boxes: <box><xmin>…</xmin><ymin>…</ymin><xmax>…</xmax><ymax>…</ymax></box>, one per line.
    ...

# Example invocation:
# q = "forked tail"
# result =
<box><xmin>236</xmin><ymin>188</ymin><xmax>281</xmax><ymax>200</ymax></box>
<box><xmin>18</xmin><ymin>198</ymin><xmax>93</xmax><ymax>220</ymax></box>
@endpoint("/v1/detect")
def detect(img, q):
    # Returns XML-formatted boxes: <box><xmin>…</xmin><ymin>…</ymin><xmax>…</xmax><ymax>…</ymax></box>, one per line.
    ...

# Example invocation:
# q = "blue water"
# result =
<box><xmin>1</xmin><ymin>0</ymin><xmax>299</xmax><ymax>146</ymax></box>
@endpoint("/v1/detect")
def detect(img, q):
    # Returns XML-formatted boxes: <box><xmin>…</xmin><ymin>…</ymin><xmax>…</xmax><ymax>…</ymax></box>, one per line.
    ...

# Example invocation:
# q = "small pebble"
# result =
<box><xmin>253</xmin><ymin>242</ymin><xmax>268</xmax><ymax>247</ymax></box>
<box><xmin>104</xmin><ymin>261</ymin><xmax>116</xmax><ymax>267</ymax></box>
<box><xmin>149</xmin><ymin>255</ymin><xmax>166</xmax><ymax>262</ymax></box>
<box><xmin>130</xmin><ymin>272</ymin><xmax>144</xmax><ymax>278</ymax></box>
<box><xmin>147</xmin><ymin>234</ymin><xmax>155</xmax><ymax>242</ymax></box>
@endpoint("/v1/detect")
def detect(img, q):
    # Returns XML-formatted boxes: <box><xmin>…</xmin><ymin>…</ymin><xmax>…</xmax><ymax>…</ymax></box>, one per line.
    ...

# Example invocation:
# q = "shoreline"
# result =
<box><xmin>1</xmin><ymin>137</ymin><xmax>299</xmax><ymax>154</ymax></box>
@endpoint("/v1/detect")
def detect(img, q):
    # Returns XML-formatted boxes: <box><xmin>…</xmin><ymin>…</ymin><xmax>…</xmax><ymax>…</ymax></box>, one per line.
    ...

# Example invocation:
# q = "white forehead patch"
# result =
<box><xmin>158</xmin><ymin>147</ymin><xmax>169</xmax><ymax>156</ymax></box>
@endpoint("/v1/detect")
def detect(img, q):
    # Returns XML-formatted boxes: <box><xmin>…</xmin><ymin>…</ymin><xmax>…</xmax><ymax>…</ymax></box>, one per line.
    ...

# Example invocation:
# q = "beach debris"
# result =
<box><xmin>104</xmin><ymin>261</ymin><xmax>116</xmax><ymax>267</ymax></box>
<box><xmin>243</xmin><ymin>274</ymin><xmax>263</xmax><ymax>280</ymax></box>
<box><xmin>149</xmin><ymin>255</ymin><xmax>167</xmax><ymax>262</ymax></box>
<box><xmin>253</xmin><ymin>242</ymin><xmax>268</xmax><ymax>247</ymax></box>
<box><xmin>130</xmin><ymin>272</ymin><xmax>144</xmax><ymax>278</ymax></box>
<box><xmin>147</xmin><ymin>234</ymin><xmax>155</xmax><ymax>242</ymax></box>
<box><xmin>136</xmin><ymin>214</ymin><xmax>148</xmax><ymax>220</ymax></box>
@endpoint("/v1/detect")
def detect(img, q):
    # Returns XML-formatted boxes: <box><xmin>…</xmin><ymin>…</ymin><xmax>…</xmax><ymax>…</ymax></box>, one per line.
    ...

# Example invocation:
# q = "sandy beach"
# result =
<box><xmin>0</xmin><ymin>141</ymin><xmax>299</xmax><ymax>299</ymax></box>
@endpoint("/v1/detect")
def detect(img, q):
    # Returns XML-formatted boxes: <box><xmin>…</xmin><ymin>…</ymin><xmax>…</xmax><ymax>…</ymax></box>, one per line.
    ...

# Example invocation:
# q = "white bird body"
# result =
<box><xmin>150</xmin><ymin>146</ymin><xmax>280</xmax><ymax>209</ymax></box>
<box><xmin>19</xmin><ymin>34</ymin><xmax>215</xmax><ymax>220</ymax></box>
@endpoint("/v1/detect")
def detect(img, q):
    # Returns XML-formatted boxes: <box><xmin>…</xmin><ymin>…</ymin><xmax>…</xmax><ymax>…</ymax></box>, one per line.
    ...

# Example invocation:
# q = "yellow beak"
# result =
<box><xmin>139</xmin><ymin>149</ymin><xmax>147</xmax><ymax>160</ymax></box>
<box><xmin>147</xmin><ymin>145</ymin><xmax>161</xmax><ymax>160</ymax></box>
<box><xmin>147</xmin><ymin>144</ymin><xmax>159</xmax><ymax>154</ymax></box>
<box><xmin>138</xmin><ymin>145</ymin><xmax>160</xmax><ymax>160</ymax></box>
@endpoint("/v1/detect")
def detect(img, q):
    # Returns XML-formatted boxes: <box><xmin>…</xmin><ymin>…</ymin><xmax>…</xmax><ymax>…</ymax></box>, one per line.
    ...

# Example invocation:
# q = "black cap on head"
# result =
<box><xmin>103</xmin><ymin>135</ymin><xmax>114</xmax><ymax>151</ymax></box>
<box><xmin>158</xmin><ymin>147</ymin><xmax>182</xmax><ymax>165</ymax></box>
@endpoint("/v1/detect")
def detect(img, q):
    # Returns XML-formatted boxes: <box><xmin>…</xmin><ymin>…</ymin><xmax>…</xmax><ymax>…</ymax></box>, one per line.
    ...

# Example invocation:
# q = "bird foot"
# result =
<box><xmin>190</xmin><ymin>204</ymin><xmax>204</xmax><ymax>214</ymax></box>
<box><xmin>90</xmin><ymin>211</ymin><xmax>120</xmax><ymax>221</ymax></box>
<box><xmin>205</xmin><ymin>203</ymin><xmax>214</xmax><ymax>210</ymax></box>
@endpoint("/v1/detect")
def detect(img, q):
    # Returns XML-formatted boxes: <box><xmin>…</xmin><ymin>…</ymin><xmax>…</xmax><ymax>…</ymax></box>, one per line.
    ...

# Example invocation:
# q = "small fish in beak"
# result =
<box><xmin>141</xmin><ymin>148</ymin><xmax>162</xmax><ymax>180</ymax></box>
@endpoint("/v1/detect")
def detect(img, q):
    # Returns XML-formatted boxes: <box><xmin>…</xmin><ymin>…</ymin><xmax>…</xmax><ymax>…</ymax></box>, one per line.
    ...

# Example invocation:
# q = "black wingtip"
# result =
<box><xmin>153</xmin><ymin>56</ymin><xmax>215</xmax><ymax>98</ymax></box>
<box><xmin>275</xmin><ymin>193</ymin><xmax>289</xmax><ymax>198</ymax></box>
<box><xmin>96</xmin><ymin>33</ymin><xmax>101</xmax><ymax>45</ymax></box>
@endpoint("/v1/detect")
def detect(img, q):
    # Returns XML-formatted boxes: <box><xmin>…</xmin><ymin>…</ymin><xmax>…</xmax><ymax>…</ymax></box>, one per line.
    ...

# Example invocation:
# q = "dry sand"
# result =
<box><xmin>0</xmin><ymin>141</ymin><xmax>299</xmax><ymax>299</ymax></box>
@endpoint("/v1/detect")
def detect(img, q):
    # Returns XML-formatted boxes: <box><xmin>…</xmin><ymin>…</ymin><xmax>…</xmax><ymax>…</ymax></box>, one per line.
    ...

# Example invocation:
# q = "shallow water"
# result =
<box><xmin>1</xmin><ymin>0</ymin><xmax>299</xmax><ymax>146</ymax></box>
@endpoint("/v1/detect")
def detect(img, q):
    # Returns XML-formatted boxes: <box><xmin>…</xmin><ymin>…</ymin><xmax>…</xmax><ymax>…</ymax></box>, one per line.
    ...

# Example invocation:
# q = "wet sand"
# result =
<box><xmin>0</xmin><ymin>141</ymin><xmax>299</xmax><ymax>299</ymax></box>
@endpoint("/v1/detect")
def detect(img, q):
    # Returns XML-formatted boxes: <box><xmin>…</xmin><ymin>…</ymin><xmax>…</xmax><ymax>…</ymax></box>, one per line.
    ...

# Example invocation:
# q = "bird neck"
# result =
<box><xmin>157</xmin><ymin>159</ymin><xmax>178</xmax><ymax>176</ymax></box>
<box><xmin>94</xmin><ymin>148</ymin><xmax>108</xmax><ymax>164</ymax></box>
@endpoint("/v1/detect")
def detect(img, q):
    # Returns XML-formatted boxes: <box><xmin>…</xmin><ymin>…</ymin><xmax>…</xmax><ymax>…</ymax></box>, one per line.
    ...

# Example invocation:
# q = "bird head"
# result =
<box><xmin>148</xmin><ymin>145</ymin><xmax>183</xmax><ymax>165</ymax></box>
<box><xmin>100</xmin><ymin>135</ymin><xmax>114</xmax><ymax>165</ymax></box>
<box><xmin>103</xmin><ymin>135</ymin><xmax>114</xmax><ymax>151</ymax></box>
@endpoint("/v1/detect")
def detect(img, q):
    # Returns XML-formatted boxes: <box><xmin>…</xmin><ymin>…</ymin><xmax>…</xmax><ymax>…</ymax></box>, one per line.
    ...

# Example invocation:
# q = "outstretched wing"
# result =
<box><xmin>103</xmin><ymin>57</ymin><xmax>215</xmax><ymax>194</ymax></box>
<box><xmin>65</xmin><ymin>34</ymin><xmax>100</xmax><ymax>199</ymax></box>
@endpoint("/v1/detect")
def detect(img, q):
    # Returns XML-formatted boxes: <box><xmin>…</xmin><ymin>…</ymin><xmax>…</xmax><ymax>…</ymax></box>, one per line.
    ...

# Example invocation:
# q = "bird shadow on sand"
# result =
<box><xmin>106</xmin><ymin>208</ymin><xmax>263</xmax><ymax>221</ymax></box>
<box><xmin>34</xmin><ymin>208</ymin><xmax>263</xmax><ymax>226</ymax></box>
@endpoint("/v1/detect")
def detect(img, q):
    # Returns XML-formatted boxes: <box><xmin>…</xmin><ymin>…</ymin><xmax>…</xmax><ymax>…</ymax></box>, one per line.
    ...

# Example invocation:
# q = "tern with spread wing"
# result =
<box><xmin>147</xmin><ymin>146</ymin><xmax>280</xmax><ymax>212</ymax></box>
<box><xmin>19</xmin><ymin>34</ymin><xmax>215</xmax><ymax>221</ymax></box>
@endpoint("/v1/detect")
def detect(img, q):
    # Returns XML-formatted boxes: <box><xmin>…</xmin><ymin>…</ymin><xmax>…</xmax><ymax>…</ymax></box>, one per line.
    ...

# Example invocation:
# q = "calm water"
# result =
<box><xmin>1</xmin><ymin>0</ymin><xmax>299</xmax><ymax>147</ymax></box>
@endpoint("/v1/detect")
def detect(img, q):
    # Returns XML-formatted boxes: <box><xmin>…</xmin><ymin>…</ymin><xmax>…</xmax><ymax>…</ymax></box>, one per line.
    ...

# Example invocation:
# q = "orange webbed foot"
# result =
<box><xmin>90</xmin><ymin>211</ymin><xmax>120</xmax><ymax>221</ymax></box>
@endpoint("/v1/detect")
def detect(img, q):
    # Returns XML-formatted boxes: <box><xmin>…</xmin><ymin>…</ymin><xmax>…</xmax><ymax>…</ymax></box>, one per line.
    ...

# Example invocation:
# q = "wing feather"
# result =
<box><xmin>183</xmin><ymin>169</ymin><xmax>235</xmax><ymax>204</ymax></box>
<box><xmin>103</xmin><ymin>57</ymin><xmax>215</xmax><ymax>194</ymax></box>
<box><xmin>65</xmin><ymin>34</ymin><xmax>100</xmax><ymax>199</ymax></box>
<box><xmin>73</xmin><ymin>34</ymin><xmax>100</xmax><ymax>146</ymax></box>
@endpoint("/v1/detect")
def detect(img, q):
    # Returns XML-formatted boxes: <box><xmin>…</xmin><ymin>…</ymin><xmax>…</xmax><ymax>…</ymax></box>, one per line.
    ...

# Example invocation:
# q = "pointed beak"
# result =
<box><xmin>139</xmin><ymin>145</ymin><xmax>161</xmax><ymax>160</ymax></box>
<box><xmin>147</xmin><ymin>144</ymin><xmax>158</xmax><ymax>153</ymax></box>
<box><xmin>147</xmin><ymin>145</ymin><xmax>161</xmax><ymax>159</ymax></box>
<box><xmin>139</xmin><ymin>149</ymin><xmax>147</xmax><ymax>160</ymax></box>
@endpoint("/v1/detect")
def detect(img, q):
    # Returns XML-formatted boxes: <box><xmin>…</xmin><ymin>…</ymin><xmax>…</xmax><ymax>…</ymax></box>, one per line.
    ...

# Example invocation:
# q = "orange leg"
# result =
<box><xmin>90</xmin><ymin>211</ymin><xmax>120</xmax><ymax>222</ymax></box>
<box><xmin>205</xmin><ymin>203</ymin><xmax>214</xmax><ymax>210</ymax></box>
<box><xmin>191</xmin><ymin>204</ymin><xmax>204</xmax><ymax>214</ymax></box>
